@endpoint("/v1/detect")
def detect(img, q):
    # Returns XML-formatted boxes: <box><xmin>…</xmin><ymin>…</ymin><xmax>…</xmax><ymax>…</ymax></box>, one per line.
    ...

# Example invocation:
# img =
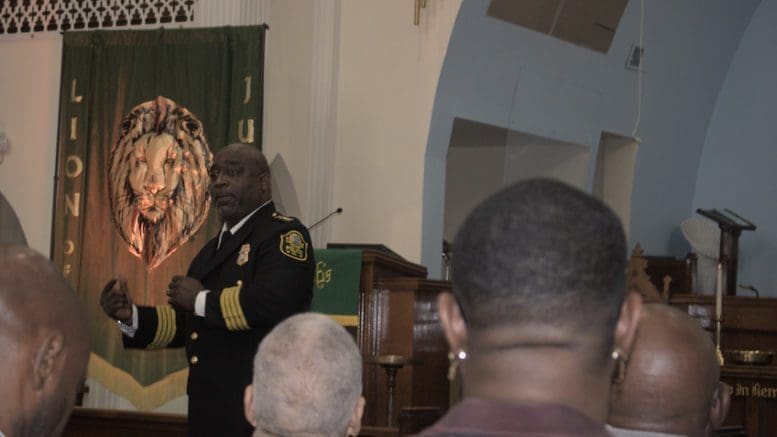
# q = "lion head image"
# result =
<box><xmin>108</xmin><ymin>96</ymin><xmax>212</xmax><ymax>269</ymax></box>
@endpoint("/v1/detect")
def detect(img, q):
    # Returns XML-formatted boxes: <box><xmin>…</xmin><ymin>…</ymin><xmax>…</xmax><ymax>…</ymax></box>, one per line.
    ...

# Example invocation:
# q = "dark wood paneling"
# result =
<box><xmin>671</xmin><ymin>295</ymin><xmax>777</xmax><ymax>436</ymax></box>
<box><xmin>361</xmin><ymin>277</ymin><xmax>449</xmax><ymax>427</ymax></box>
<box><xmin>63</xmin><ymin>408</ymin><xmax>187</xmax><ymax>437</ymax></box>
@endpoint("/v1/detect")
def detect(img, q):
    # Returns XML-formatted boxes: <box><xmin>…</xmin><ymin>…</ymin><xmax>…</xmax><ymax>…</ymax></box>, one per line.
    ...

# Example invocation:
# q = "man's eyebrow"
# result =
<box><xmin>219</xmin><ymin>159</ymin><xmax>244</xmax><ymax>166</ymax></box>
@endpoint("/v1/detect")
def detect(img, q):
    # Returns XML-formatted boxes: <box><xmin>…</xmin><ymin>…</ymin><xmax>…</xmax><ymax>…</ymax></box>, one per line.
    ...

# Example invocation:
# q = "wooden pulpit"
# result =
<box><xmin>345</xmin><ymin>247</ymin><xmax>450</xmax><ymax>428</ymax></box>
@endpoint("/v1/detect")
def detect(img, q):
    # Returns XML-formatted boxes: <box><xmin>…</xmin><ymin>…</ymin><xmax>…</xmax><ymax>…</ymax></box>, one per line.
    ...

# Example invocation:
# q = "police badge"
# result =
<box><xmin>279</xmin><ymin>230</ymin><xmax>308</xmax><ymax>261</ymax></box>
<box><xmin>237</xmin><ymin>243</ymin><xmax>250</xmax><ymax>266</ymax></box>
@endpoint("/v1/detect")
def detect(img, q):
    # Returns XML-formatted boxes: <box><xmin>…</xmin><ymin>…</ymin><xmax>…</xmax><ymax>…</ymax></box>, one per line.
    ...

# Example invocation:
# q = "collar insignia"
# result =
<box><xmin>272</xmin><ymin>212</ymin><xmax>295</xmax><ymax>223</ymax></box>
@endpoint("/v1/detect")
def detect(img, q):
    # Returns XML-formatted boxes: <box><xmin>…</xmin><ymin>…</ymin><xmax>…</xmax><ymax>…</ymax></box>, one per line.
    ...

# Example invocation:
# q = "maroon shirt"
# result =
<box><xmin>415</xmin><ymin>398</ymin><xmax>612</xmax><ymax>436</ymax></box>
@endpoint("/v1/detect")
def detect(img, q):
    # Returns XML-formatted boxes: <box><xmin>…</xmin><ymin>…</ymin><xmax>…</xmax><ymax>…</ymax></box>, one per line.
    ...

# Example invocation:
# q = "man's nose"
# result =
<box><xmin>211</xmin><ymin>173</ymin><xmax>228</xmax><ymax>189</ymax></box>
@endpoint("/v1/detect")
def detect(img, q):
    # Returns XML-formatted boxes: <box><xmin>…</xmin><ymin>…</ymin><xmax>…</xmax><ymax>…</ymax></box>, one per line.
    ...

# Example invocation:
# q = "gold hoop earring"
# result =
<box><xmin>611</xmin><ymin>349</ymin><xmax>628</xmax><ymax>384</ymax></box>
<box><xmin>447</xmin><ymin>349</ymin><xmax>467</xmax><ymax>381</ymax></box>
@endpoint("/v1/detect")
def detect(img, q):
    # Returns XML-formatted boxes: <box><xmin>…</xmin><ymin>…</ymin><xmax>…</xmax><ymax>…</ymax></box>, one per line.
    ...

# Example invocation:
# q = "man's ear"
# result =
<box><xmin>346</xmin><ymin>396</ymin><xmax>365</xmax><ymax>437</ymax></box>
<box><xmin>33</xmin><ymin>331</ymin><xmax>64</xmax><ymax>390</ymax></box>
<box><xmin>710</xmin><ymin>382</ymin><xmax>732</xmax><ymax>429</ymax></box>
<box><xmin>613</xmin><ymin>292</ymin><xmax>642</xmax><ymax>359</ymax></box>
<box><xmin>437</xmin><ymin>293</ymin><xmax>468</xmax><ymax>353</ymax></box>
<box><xmin>259</xmin><ymin>172</ymin><xmax>271</xmax><ymax>195</ymax></box>
<box><xmin>243</xmin><ymin>384</ymin><xmax>257</xmax><ymax>427</ymax></box>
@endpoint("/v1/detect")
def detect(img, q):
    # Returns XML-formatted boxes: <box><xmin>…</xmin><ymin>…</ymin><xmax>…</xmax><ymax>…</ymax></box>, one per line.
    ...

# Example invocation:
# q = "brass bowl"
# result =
<box><xmin>724</xmin><ymin>350</ymin><xmax>775</xmax><ymax>365</ymax></box>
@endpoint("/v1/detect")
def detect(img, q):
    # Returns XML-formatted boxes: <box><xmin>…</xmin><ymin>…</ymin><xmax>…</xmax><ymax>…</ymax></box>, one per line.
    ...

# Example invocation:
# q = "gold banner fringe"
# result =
<box><xmin>327</xmin><ymin>314</ymin><xmax>359</xmax><ymax>327</ymax></box>
<box><xmin>87</xmin><ymin>353</ymin><xmax>189</xmax><ymax>411</ymax></box>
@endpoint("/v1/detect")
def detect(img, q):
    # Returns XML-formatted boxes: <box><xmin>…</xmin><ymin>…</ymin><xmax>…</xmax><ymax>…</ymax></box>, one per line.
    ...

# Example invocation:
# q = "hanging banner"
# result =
<box><xmin>51</xmin><ymin>25</ymin><xmax>266</xmax><ymax>410</ymax></box>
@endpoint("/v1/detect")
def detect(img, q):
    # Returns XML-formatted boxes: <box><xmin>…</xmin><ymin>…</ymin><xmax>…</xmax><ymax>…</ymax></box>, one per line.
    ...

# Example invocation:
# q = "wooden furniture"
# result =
<box><xmin>354</xmin><ymin>248</ymin><xmax>450</xmax><ymax>427</ymax></box>
<box><xmin>63</xmin><ymin>408</ymin><xmax>405</xmax><ymax>437</ymax></box>
<box><xmin>362</xmin><ymin>277</ymin><xmax>450</xmax><ymax>427</ymax></box>
<box><xmin>670</xmin><ymin>295</ymin><xmax>777</xmax><ymax>436</ymax></box>
<box><xmin>398</xmin><ymin>406</ymin><xmax>444</xmax><ymax>435</ymax></box>
<box><xmin>63</xmin><ymin>408</ymin><xmax>187</xmax><ymax>436</ymax></box>
<box><xmin>643</xmin><ymin>253</ymin><xmax>696</xmax><ymax>296</ymax></box>
<box><xmin>626</xmin><ymin>245</ymin><xmax>695</xmax><ymax>302</ymax></box>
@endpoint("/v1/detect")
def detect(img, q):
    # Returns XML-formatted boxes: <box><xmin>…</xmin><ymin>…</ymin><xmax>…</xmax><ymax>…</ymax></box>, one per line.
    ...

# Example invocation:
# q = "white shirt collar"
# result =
<box><xmin>218</xmin><ymin>200</ymin><xmax>272</xmax><ymax>247</ymax></box>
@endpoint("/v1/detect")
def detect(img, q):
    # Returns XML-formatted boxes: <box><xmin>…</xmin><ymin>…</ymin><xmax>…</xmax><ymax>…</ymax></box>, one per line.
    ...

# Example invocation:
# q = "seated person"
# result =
<box><xmin>418</xmin><ymin>178</ymin><xmax>642</xmax><ymax>435</ymax></box>
<box><xmin>608</xmin><ymin>303</ymin><xmax>731</xmax><ymax>437</ymax></box>
<box><xmin>244</xmin><ymin>312</ymin><xmax>365</xmax><ymax>437</ymax></box>
<box><xmin>0</xmin><ymin>245</ymin><xmax>91</xmax><ymax>437</ymax></box>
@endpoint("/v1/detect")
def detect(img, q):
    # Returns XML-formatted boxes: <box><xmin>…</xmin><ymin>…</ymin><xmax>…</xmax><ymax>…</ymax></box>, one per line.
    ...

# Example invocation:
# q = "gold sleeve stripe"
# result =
<box><xmin>147</xmin><ymin>305</ymin><xmax>177</xmax><ymax>350</ymax></box>
<box><xmin>220</xmin><ymin>282</ymin><xmax>250</xmax><ymax>331</ymax></box>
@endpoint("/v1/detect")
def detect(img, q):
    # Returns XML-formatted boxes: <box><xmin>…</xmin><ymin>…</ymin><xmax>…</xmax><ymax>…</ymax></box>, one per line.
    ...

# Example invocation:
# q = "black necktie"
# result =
<box><xmin>219</xmin><ymin>230</ymin><xmax>233</xmax><ymax>249</ymax></box>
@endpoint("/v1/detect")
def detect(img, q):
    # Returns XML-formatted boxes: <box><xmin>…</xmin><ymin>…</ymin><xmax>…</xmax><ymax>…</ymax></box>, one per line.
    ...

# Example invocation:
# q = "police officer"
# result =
<box><xmin>101</xmin><ymin>143</ymin><xmax>315</xmax><ymax>436</ymax></box>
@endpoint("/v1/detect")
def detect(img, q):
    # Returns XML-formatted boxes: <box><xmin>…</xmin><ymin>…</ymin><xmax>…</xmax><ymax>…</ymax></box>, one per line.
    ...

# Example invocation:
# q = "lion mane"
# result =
<box><xmin>108</xmin><ymin>96</ymin><xmax>212</xmax><ymax>269</ymax></box>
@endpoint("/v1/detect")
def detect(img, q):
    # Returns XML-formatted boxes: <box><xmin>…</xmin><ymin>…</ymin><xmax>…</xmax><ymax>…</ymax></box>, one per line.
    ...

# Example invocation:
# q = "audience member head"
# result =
<box><xmin>209</xmin><ymin>143</ymin><xmax>272</xmax><ymax>227</ymax></box>
<box><xmin>0</xmin><ymin>245</ymin><xmax>91</xmax><ymax>437</ymax></box>
<box><xmin>608</xmin><ymin>303</ymin><xmax>730</xmax><ymax>437</ymax></box>
<box><xmin>244</xmin><ymin>313</ymin><xmax>364</xmax><ymax>437</ymax></box>
<box><xmin>437</xmin><ymin>178</ymin><xmax>642</xmax><ymax>422</ymax></box>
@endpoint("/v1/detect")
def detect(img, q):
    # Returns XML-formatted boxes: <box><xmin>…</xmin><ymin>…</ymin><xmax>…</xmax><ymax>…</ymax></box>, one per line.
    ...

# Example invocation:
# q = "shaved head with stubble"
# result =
<box><xmin>608</xmin><ymin>303</ymin><xmax>730</xmax><ymax>437</ymax></box>
<box><xmin>244</xmin><ymin>313</ymin><xmax>365</xmax><ymax>437</ymax></box>
<box><xmin>0</xmin><ymin>246</ymin><xmax>91</xmax><ymax>437</ymax></box>
<box><xmin>434</xmin><ymin>178</ymin><xmax>643</xmax><ymax>427</ymax></box>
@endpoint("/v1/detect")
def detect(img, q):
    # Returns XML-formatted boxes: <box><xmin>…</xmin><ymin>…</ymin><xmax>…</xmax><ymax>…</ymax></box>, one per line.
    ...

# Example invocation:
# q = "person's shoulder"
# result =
<box><xmin>265</xmin><ymin>212</ymin><xmax>312</xmax><ymax>263</ymax></box>
<box><xmin>248</xmin><ymin>211</ymin><xmax>311</xmax><ymax>246</ymax></box>
<box><xmin>270</xmin><ymin>211</ymin><xmax>303</xmax><ymax>226</ymax></box>
<box><xmin>265</xmin><ymin>211</ymin><xmax>309</xmax><ymax>234</ymax></box>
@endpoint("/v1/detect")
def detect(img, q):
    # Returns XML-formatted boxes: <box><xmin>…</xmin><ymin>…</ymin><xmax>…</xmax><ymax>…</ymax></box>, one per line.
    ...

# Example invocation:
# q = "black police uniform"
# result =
<box><xmin>123</xmin><ymin>202</ymin><xmax>315</xmax><ymax>436</ymax></box>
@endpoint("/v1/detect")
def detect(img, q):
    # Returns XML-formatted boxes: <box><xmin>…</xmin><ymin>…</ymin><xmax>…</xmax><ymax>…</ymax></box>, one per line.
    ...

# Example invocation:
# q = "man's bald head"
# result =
<box><xmin>609</xmin><ymin>303</ymin><xmax>725</xmax><ymax>436</ymax></box>
<box><xmin>218</xmin><ymin>143</ymin><xmax>270</xmax><ymax>174</ymax></box>
<box><xmin>210</xmin><ymin>143</ymin><xmax>272</xmax><ymax>227</ymax></box>
<box><xmin>0</xmin><ymin>245</ymin><xmax>90</xmax><ymax>437</ymax></box>
<box><xmin>246</xmin><ymin>313</ymin><xmax>364</xmax><ymax>437</ymax></box>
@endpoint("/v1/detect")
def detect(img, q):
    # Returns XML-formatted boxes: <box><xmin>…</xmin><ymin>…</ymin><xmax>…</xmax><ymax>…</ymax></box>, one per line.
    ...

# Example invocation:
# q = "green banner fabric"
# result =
<box><xmin>311</xmin><ymin>249</ymin><xmax>362</xmax><ymax>326</ymax></box>
<box><xmin>51</xmin><ymin>26</ymin><xmax>266</xmax><ymax>410</ymax></box>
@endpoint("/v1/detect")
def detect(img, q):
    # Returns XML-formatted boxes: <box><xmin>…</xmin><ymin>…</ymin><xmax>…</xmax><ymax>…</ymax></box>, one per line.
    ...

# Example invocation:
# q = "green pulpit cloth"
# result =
<box><xmin>311</xmin><ymin>249</ymin><xmax>362</xmax><ymax>326</ymax></box>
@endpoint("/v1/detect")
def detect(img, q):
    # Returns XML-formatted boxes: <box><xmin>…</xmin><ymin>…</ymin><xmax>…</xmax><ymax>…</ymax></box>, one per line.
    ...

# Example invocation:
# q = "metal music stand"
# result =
<box><xmin>695</xmin><ymin>208</ymin><xmax>756</xmax><ymax>296</ymax></box>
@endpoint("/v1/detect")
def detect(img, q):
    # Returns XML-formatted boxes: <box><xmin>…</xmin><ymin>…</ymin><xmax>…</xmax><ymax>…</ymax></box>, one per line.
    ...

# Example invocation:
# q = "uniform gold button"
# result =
<box><xmin>190</xmin><ymin>332</ymin><xmax>198</xmax><ymax>340</ymax></box>
<box><xmin>190</xmin><ymin>356</ymin><xmax>199</xmax><ymax>364</ymax></box>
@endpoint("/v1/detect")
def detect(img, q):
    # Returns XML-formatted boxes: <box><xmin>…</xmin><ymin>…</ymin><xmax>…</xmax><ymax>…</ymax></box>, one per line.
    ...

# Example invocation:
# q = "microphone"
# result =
<box><xmin>308</xmin><ymin>207</ymin><xmax>343</xmax><ymax>231</ymax></box>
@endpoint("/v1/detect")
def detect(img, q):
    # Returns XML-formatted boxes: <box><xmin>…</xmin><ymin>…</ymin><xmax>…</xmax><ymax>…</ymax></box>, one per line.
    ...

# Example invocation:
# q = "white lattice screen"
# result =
<box><xmin>0</xmin><ymin>0</ymin><xmax>197</xmax><ymax>35</ymax></box>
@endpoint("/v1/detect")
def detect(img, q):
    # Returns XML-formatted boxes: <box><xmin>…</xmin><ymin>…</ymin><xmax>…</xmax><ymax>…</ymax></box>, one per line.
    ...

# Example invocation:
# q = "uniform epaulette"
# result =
<box><xmin>272</xmin><ymin>212</ymin><xmax>296</xmax><ymax>223</ymax></box>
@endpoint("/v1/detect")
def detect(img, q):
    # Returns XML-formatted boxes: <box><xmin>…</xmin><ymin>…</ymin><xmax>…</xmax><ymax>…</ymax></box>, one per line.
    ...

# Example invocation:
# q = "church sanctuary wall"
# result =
<box><xmin>0</xmin><ymin>34</ymin><xmax>62</xmax><ymax>256</ymax></box>
<box><xmin>693</xmin><ymin>0</ymin><xmax>777</xmax><ymax>296</ymax></box>
<box><xmin>422</xmin><ymin>0</ymin><xmax>760</xmax><ymax>277</ymax></box>
<box><xmin>330</xmin><ymin>0</ymin><xmax>462</xmax><ymax>262</ymax></box>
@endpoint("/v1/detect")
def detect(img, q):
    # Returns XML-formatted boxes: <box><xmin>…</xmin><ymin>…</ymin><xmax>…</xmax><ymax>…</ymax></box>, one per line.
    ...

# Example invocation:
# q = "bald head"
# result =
<box><xmin>609</xmin><ymin>304</ymin><xmax>724</xmax><ymax>436</ymax></box>
<box><xmin>210</xmin><ymin>143</ymin><xmax>272</xmax><ymax>227</ymax></box>
<box><xmin>218</xmin><ymin>143</ymin><xmax>269</xmax><ymax>174</ymax></box>
<box><xmin>246</xmin><ymin>313</ymin><xmax>364</xmax><ymax>437</ymax></box>
<box><xmin>0</xmin><ymin>245</ymin><xmax>90</xmax><ymax>437</ymax></box>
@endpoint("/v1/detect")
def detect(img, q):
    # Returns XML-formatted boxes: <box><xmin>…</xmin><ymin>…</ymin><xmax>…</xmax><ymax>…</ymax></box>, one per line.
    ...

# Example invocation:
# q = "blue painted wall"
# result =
<box><xmin>422</xmin><ymin>0</ymin><xmax>759</xmax><ymax>278</ymax></box>
<box><xmin>694</xmin><ymin>0</ymin><xmax>777</xmax><ymax>295</ymax></box>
